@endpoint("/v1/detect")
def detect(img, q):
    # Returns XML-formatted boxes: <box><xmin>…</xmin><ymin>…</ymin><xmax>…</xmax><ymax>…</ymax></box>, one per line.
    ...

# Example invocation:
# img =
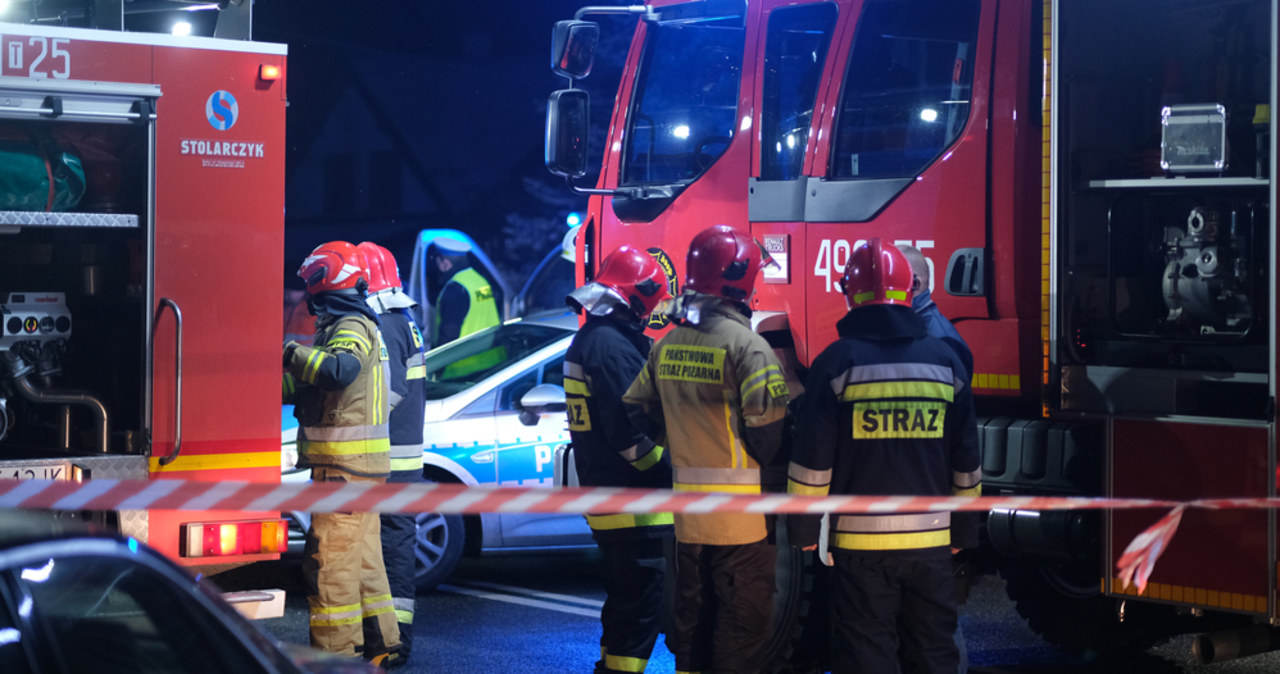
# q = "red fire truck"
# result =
<box><xmin>0</xmin><ymin>11</ymin><xmax>288</xmax><ymax>579</ymax></box>
<box><xmin>547</xmin><ymin>0</ymin><xmax>1277</xmax><ymax>666</ymax></box>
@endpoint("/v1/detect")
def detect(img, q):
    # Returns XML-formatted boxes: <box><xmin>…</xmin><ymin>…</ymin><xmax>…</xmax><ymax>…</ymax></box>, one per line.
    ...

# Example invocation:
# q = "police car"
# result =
<box><xmin>283</xmin><ymin>310</ymin><xmax>590</xmax><ymax>590</ymax></box>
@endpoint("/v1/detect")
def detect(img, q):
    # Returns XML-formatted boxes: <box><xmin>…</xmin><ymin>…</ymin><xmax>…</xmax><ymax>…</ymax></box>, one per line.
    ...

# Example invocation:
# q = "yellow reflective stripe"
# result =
<box><xmin>310</xmin><ymin>601</ymin><xmax>361</xmax><ymax>626</ymax></box>
<box><xmin>406</xmin><ymin>364</ymin><xmax>426</xmax><ymax>380</ymax></box>
<box><xmin>787</xmin><ymin>479</ymin><xmax>829</xmax><ymax>497</ymax></box>
<box><xmin>841</xmin><ymin>380</ymin><xmax>954</xmax><ymax>402</ymax></box>
<box><xmin>564</xmin><ymin>378</ymin><xmax>591</xmax><ymax>396</ymax></box>
<box><xmin>302</xmin><ymin>349</ymin><xmax>325</xmax><ymax>384</ymax></box>
<box><xmin>631</xmin><ymin>444</ymin><xmax>664</xmax><ymax>471</ymax></box>
<box><xmin>604</xmin><ymin>652</ymin><xmax>649</xmax><ymax>673</ymax></box>
<box><xmin>586</xmin><ymin>513</ymin><xmax>674</xmax><ymax>530</ymax></box>
<box><xmin>739</xmin><ymin>364</ymin><xmax>777</xmax><ymax>397</ymax></box>
<box><xmin>852</xmin><ymin>290</ymin><xmax>876</xmax><ymax>305</ymax></box>
<box><xmin>373</xmin><ymin>360</ymin><xmax>384</xmax><ymax>425</ymax></box>
<box><xmin>390</xmin><ymin>456</ymin><xmax>424</xmax><ymax>472</ymax></box>
<box><xmin>282</xmin><ymin>374</ymin><xmax>295</xmax><ymax>397</ymax></box>
<box><xmin>361</xmin><ymin>593</ymin><xmax>395</xmax><ymax>618</ymax></box>
<box><xmin>885</xmin><ymin>290</ymin><xmax>908</xmax><ymax>302</ymax></box>
<box><xmin>331</xmin><ymin>329</ymin><xmax>372</xmax><ymax>353</ymax></box>
<box><xmin>300</xmin><ymin>438</ymin><xmax>391</xmax><ymax>456</ymax></box>
<box><xmin>833</xmin><ymin>529</ymin><xmax>950</xmax><ymax>551</ymax></box>
<box><xmin>150</xmin><ymin>451</ymin><xmax>282</xmax><ymax>473</ymax></box>
<box><xmin>310</xmin><ymin>615</ymin><xmax>362</xmax><ymax>627</ymax></box>
<box><xmin>395</xmin><ymin>609</ymin><xmax>414</xmax><ymax>624</ymax></box>
<box><xmin>952</xmin><ymin>484</ymin><xmax>982</xmax><ymax>498</ymax></box>
<box><xmin>673</xmin><ymin>482</ymin><xmax>761</xmax><ymax>494</ymax></box>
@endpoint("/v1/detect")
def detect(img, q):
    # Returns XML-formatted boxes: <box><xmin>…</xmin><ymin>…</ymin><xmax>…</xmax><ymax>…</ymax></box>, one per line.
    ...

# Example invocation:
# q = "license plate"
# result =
<box><xmin>0</xmin><ymin>461</ymin><xmax>75</xmax><ymax>481</ymax></box>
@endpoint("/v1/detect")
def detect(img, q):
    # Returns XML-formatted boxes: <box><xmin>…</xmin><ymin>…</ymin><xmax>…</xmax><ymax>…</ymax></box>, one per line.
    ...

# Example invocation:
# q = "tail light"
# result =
<box><xmin>181</xmin><ymin>519</ymin><xmax>287</xmax><ymax>557</ymax></box>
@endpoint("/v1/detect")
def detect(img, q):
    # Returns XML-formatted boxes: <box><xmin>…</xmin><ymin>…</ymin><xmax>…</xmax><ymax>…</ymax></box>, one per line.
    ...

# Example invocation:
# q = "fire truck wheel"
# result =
<box><xmin>761</xmin><ymin>520</ymin><xmax>831</xmax><ymax>673</ymax></box>
<box><xmin>998</xmin><ymin>561</ymin><xmax>1202</xmax><ymax>659</ymax></box>
<box><xmin>413</xmin><ymin>512</ymin><xmax>465</xmax><ymax>592</ymax></box>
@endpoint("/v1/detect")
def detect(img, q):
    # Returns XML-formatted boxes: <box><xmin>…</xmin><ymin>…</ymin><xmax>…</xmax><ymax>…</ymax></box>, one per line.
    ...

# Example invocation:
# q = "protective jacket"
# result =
<box><xmin>624</xmin><ymin>296</ymin><xmax>790</xmax><ymax>545</ymax></box>
<box><xmin>431</xmin><ymin>266</ymin><xmax>500</xmax><ymax>346</ymax></box>
<box><xmin>786</xmin><ymin>304</ymin><xmax>981</xmax><ymax>551</ymax></box>
<box><xmin>381</xmin><ymin>309</ymin><xmax>427</xmax><ymax>473</ymax></box>
<box><xmin>284</xmin><ymin>312</ymin><xmax>391</xmax><ymax>478</ymax></box>
<box><xmin>913</xmin><ymin>287</ymin><xmax>973</xmax><ymax>378</ymax></box>
<box><xmin>565</xmin><ymin>314</ymin><xmax>673</xmax><ymax>542</ymax></box>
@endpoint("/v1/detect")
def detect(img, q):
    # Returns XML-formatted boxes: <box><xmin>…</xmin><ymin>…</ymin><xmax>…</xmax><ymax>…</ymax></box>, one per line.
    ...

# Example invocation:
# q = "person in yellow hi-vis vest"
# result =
<box><xmin>283</xmin><ymin>241</ymin><xmax>402</xmax><ymax>669</ymax></box>
<box><xmin>426</xmin><ymin>237</ymin><xmax>500</xmax><ymax>347</ymax></box>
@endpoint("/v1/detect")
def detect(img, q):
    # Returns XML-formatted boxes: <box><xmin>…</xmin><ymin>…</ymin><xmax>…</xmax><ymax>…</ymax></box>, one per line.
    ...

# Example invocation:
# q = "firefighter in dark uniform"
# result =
<box><xmin>283</xmin><ymin>241</ymin><xmax>401</xmax><ymax>667</ymax></box>
<box><xmin>787</xmin><ymin>238</ymin><xmax>981</xmax><ymax>674</ymax></box>
<box><xmin>358</xmin><ymin>242</ymin><xmax>426</xmax><ymax>664</ymax></box>
<box><xmin>623</xmin><ymin>225</ymin><xmax>791</xmax><ymax>674</ymax></box>
<box><xmin>564</xmin><ymin>245</ymin><xmax>674</xmax><ymax>674</ymax></box>
<box><xmin>427</xmin><ymin>237</ymin><xmax>500</xmax><ymax>346</ymax></box>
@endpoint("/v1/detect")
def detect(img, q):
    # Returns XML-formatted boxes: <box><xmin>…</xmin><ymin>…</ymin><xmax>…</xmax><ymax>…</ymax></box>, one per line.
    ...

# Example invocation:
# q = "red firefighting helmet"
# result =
<box><xmin>594</xmin><ymin>245</ymin><xmax>670</xmax><ymax>318</ymax></box>
<box><xmin>684</xmin><ymin>225</ymin><xmax>762</xmax><ymax>302</ymax></box>
<box><xmin>356</xmin><ymin>242</ymin><xmax>403</xmax><ymax>294</ymax></box>
<box><xmin>838</xmin><ymin>237</ymin><xmax>913</xmax><ymax>309</ymax></box>
<box><xmin>298</xmin><ymin>241</ymin><xmax>369</xmax><ymax>294</ymax></box>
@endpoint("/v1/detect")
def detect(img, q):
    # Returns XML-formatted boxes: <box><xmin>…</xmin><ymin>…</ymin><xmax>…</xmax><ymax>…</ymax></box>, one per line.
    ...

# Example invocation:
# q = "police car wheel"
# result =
<box><xmin>413</xmin><ymin>512</ymin><xmax>464</xmax><ymax>591</ymax></box>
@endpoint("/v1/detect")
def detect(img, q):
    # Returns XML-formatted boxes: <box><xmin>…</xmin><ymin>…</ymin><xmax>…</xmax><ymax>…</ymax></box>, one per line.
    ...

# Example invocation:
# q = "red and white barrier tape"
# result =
<box><xmin>1</xmin><ymin>478</ymin><xmax>1248</xmax><ymax>592</ymax></box>
<box><xmin>0</xmin><ymin>478</ymin><xmax>1181</xmax><ymax>515</ymax></box>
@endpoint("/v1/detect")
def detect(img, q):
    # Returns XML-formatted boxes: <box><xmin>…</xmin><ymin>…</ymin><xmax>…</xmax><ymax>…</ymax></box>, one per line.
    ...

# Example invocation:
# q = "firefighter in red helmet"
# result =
<box><xmin>564</xmin><ymin>245</ymin><xmax>674</xmax><ymax>674</ymax></box>
<box><xmin>282</xmin><ymin>241</ymin><xmax>402</xmax><ymax>668</ymax></box>
<box><xmin>623</xmin><ymin>225</ymin><xmax>791</xmax><ymax>673</ymax></box>
<box><xmin>786</xmin><ymin>238</ymin><xmax>981</xmax><ymax>674</ymax></box>
<box><xmin>357</xmin><ymin>241</ymin><xmax>426</xmax><ymax>665</ymax></box>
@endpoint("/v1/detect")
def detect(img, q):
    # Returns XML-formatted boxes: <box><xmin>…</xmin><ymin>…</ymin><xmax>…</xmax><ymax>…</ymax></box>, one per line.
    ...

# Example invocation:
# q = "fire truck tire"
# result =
<box><xmin>998</xmin><ymin>562</ymin><xmax>1204</xmax><ymax>659</ymax></box>
<box><xmin>413</xmin><ymin>512</ymin><xmax>465</xmax><ymax>592</ymax></box>
<box><xmin>761</xmin><ymin>522</ymin><xmax>830</xmax><ymax>673</ymax></box>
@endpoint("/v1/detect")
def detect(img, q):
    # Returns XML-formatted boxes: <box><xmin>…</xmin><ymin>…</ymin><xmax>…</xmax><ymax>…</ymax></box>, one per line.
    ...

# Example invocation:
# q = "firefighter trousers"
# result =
<box><xmin>830</xmin><ymin>548</ymin><xmax>958</xmax><ymax>674</ymax></box>
<box><xmin>302</xmin><ymin>467</ymin><xmax>401</xmax><ymax>658</ymax></box>
<box><xmin>670</xmin><ymin>538</ymin><xmax>775</xmax><ymax>673</ymax></box>
<box><xmin>595</xmin><ymin>534</ymin><xmax>672</xmax><ymax>673</ymax></box>
<box><xmin>378</xmin><ymin>468</ymin><xmax>422</xmax><ymax>660</ymax></box>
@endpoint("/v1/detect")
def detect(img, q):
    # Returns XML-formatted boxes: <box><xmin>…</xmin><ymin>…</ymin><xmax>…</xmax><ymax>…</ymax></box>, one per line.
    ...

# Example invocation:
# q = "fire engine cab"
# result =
<box><xmin>0</xmin><ymin>4</ymin><xmax>288</xmax><ymax>578</ymax></box>
<box><xmin>547</xmin><ymin>0</ymin><xmax>1278</xmax><ymax>666</ymax></box>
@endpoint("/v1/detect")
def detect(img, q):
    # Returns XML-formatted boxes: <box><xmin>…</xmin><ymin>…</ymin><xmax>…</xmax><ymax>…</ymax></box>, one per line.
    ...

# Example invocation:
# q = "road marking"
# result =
<box><xmin>438</xmin><ymin>582</ymin><xmax>601</xmax><ymax>618</ymax></box>
<box><xmin>450</xmin><ymin>579</ymin><xmax>604</xmax><ymax>608</ymax></box>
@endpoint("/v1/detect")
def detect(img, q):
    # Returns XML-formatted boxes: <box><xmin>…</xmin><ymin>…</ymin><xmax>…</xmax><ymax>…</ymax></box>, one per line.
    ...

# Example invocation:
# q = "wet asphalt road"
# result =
<box><xmin>225</xmin><ymin>550</ymin><xmax>1280</xmax><ymax>673</ymax></box>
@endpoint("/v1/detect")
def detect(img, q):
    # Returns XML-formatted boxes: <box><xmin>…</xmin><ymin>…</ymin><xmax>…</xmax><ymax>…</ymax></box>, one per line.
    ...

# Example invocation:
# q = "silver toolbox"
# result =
<box><xmin>1161</xmin><ymin>103</ymin><xmax>1228</xmax><ymax>173</ymax></box>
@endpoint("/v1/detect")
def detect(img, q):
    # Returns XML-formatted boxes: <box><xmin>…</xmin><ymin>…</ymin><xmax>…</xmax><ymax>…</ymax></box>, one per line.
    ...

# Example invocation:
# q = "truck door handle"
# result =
<box><xmin>944</xmin><ymin>248</ymin><xmax>986</xmax><ymax>297</ymax></box>
<box><xmin>153</xmin><ymin>298</ymin><xmax>183</xmax><ymax>466</ymax></box>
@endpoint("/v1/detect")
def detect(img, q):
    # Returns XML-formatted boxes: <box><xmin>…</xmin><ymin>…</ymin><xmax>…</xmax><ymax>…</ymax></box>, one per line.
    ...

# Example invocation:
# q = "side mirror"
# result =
<box><xmin>517</xmin><ymin>383</ymin><xmax>567</xmax><ymax>426</ymax></box>
<box><xmin>551</xmin><ymin>20</ymin><xmax>600</xmax><ymax>79</ymax></box>
<box><xmin>545</xmin><ymin>89</ymin><xmax>591</xmax><ymax>179</ymax></box>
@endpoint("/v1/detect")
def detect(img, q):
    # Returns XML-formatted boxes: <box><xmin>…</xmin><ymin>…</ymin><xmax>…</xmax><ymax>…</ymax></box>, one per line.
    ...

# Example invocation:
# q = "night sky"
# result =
<box><xmin>249</xmin><ymin>1</ymin><xmax>630</xmax><ymax>288</ymax></box>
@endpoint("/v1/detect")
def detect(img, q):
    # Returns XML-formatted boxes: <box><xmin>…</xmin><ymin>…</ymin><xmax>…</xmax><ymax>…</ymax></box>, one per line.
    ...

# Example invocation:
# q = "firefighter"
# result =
<box><xmin>357</xmin><ymin>241</ymin><xmax>426</xmax><ymax>664</ymax></box>
<box><xmin>282</xmin><ymin>241</ymin><xmax>402</xmax><ymax>668</ymax></box>
<box><xmin>426</xmin><ymin>237</ymin><xmax>500</xmax><ymax>346</ymax></box>
<box><xmin>565</xmin><ymin>245</ymin><xmax>675</xmax><ymax>674</ymax></box>
<box><xmin>786</xmin><ymin>238</ymin><xmax>981</xmax><ymax>674</ymax></box>
<box><xmin>623</xmin><ymin>225</ymin><xmax>791</xmax><ymax>674</ymax></box>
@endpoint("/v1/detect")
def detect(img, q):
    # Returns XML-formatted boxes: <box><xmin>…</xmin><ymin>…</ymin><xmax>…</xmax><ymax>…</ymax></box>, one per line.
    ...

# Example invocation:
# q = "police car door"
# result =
<box><xmin>493</xmin><ymin>354</ymin><xmax>591</xmax><ymax>547</ymax></box>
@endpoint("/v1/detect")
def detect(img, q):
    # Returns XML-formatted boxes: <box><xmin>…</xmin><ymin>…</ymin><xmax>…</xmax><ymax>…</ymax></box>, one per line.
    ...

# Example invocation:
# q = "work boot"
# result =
<box><xmin>366</xmin><ymin>651</ymin><xmax>404</xmax><ymax>671</ymax></box>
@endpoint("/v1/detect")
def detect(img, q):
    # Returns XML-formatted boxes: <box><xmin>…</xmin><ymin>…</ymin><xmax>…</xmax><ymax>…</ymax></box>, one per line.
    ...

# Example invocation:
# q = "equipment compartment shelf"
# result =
<box><xmin>0</xmin><ymin>211</ymin><xmax>138</xmax><ymax>228</ymax></box>
<box><xmin>1087</xmin><ymin>177</ymin><xmax>1269</xmax><ymax>189</ymax></box>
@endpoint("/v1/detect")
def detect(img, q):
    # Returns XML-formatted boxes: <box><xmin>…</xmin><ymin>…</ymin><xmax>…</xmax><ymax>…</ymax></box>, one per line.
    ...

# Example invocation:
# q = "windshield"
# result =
<box><xmin>622</xmin><ymin>10</ymin><xmax>746</xmax><ymax>185</ymax></box>
<box><xmin>423</xmin><ymin>322</ymin><xmax>572</xmax><ymax>400</ymax></box>
<box><xmin>830</xmin><ymin>0</ymin><xmax>980</xmax><ymax>179</ymax></box>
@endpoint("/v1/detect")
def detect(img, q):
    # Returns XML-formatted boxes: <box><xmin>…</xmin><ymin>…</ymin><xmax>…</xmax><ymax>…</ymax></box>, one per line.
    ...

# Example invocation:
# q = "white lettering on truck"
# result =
<box><xmin>814</xmin><ymin>239</ymin><xmax>935</xmax><ymax>293</ymax></box>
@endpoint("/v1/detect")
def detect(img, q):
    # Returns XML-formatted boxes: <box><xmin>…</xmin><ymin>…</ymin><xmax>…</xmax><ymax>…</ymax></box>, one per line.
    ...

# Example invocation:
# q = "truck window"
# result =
<box><xmin>760</xmin><ymin>3</ymin><xmax>837</xmax><ymax>181</ymax></box>
<box><xmin>622</xmin><ymin>13</ymin><xmax>746</xmax><ymax>185</ymax></box>
<box><xmin>830</xmin><ymin>0</ymin><xmax>980</xmax><ymax>180</ymax></box>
